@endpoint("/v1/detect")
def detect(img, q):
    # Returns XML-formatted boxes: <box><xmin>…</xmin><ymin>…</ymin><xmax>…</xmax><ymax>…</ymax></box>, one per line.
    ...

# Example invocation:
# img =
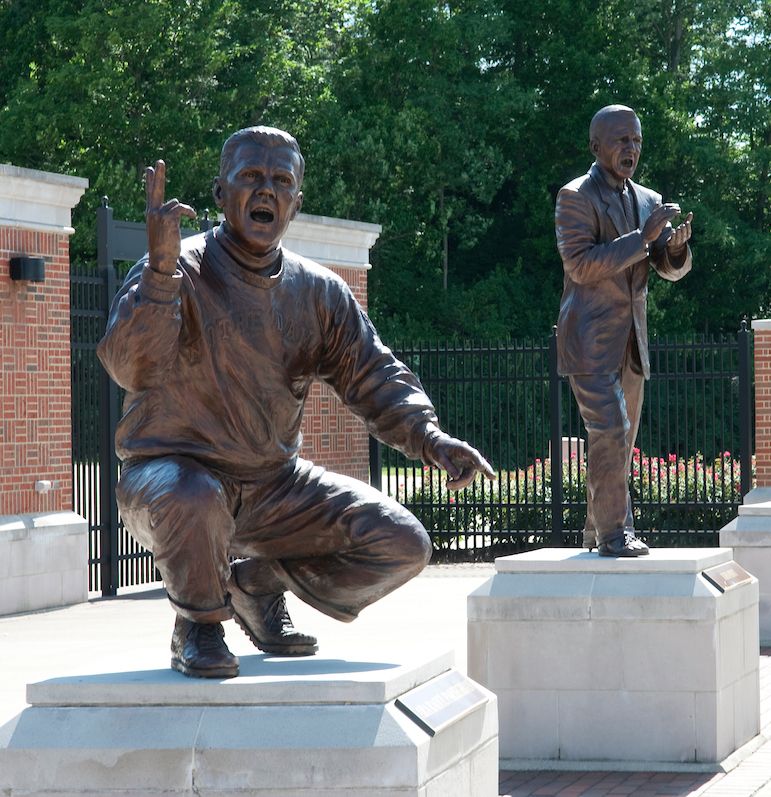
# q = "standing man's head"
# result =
<box><xmin>212</xmin><ymin>126</ymin><xmax>305</xmax><ymax>257</ymax></box>
<box><xmin>589</xmin><ymin>105</ymin><xmax>642</xmax><ymax>183</ymax></box>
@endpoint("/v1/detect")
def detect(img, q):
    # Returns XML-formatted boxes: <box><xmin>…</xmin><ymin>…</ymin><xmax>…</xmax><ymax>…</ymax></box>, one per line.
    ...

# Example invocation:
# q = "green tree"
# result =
<box><xmin>0</xmin><ymin>0</ymin><xmax>766</xmax><ymax>337</ymax></box>
<box><xmin>300</xmin><ymin>0</ymin><xmax>531</xmax><ymax>339</ymax></box>
<box><xmin>0</xmin><ymin>0</ymin><xmax>361</xmax><ymax>262</ymax></box>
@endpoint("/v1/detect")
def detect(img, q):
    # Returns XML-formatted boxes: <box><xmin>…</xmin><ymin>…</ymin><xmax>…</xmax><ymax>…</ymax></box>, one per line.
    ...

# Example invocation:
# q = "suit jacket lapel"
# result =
<box><xmin>629</xmin><ymin>180</ymin><xmax>654</xmax><ymax>228</ymax></box>
<box><xmin>589</xmin><ymin>163</ymin><xmax>628</xmax><ymax>237</ymax></box>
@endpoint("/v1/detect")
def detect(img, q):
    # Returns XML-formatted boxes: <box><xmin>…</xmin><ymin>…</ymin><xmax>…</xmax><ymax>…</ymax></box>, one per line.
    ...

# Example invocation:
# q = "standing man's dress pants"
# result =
<box><xmin>116</xmin><ymin>455</ymin><xmax>433</xmax><ymax>623</ymax></box>
<box><xmin>568</xmin><ymin>336</ymin><xmax>645</xmax><ymax>546</ymax></box>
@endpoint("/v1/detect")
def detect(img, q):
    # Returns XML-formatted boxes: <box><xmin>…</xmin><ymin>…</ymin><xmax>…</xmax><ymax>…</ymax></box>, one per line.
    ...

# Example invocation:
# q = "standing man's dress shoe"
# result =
<box><xmin>171</xmin><ymin>616</ymin><xmax>240</xmax><ymax>678</ymax></box>
<box><xmin>597</xmin><ymin>531</ymin><xmax>650</xmax><ymax>557</ymax></box>
<box><xmin>583</xmin><ymin>529</ymin><xmax>597</xmax><ymax>550</ymax></box>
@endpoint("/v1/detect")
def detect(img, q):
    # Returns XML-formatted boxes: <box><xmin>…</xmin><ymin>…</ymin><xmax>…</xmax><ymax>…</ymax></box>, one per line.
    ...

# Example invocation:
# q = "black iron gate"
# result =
<box><xmin>71</xmin><ymin>200</ymin><xmax>211</xmax><ymax>594</ymax></box>
<box><xmin>71</xmin><ymin>204</ymin><xmax>754</xmax><ymax>589</ymax></box>
<box><xmin>371</xmin><ymin>326</ymin><xmax>753</xmax><ymax>559</ymax></box>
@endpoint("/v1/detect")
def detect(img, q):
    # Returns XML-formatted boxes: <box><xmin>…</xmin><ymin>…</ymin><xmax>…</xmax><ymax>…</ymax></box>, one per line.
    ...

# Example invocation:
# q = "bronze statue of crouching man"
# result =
<box><xmin>98</xmin><ymin>126</ymin><xmax>495</xmax><ymax>678</ymax></box>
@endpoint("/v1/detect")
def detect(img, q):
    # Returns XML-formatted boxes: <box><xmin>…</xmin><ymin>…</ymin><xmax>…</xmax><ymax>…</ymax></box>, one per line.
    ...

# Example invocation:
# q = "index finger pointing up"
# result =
<box><xmin>145</xmin><ymin>159</ymin><xmax>166</xmax><ymax>211</ymax></box>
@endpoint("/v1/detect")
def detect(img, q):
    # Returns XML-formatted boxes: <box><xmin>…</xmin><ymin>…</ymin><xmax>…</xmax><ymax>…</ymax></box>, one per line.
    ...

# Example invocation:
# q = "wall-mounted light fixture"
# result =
<box><xmin>9</xmin><ymin>256</ymin><xmax>45</xmax><ymax>282</ymax></box>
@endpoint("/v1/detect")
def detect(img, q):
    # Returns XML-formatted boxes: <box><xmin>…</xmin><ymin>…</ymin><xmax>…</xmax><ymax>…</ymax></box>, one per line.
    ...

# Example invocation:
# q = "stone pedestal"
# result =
<box><xmin>0</xmin><ymin>511</ymin><xmax>88</xmax><ymax>616</ymax></box>
<box><xmin>721</xmin><ymin>487</ymin><xmax>771</xmax><ymax>645</ymax></box>
<box><xmin>0</xmin><ymin>651</ymin><xmax>498</xmax><ymax>796</ymax></box>
<box><xmin>467</xmin><ymin>548</ymin><xmax>759</xmax><ymax>767</ymax></box>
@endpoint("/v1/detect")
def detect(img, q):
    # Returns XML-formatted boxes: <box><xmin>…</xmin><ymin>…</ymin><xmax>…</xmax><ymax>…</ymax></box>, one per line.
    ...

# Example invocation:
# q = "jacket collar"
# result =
<box><xmin>589</xmin><ymin>163</ymin><xmax>629</xmax><ymax>236</ymax></box>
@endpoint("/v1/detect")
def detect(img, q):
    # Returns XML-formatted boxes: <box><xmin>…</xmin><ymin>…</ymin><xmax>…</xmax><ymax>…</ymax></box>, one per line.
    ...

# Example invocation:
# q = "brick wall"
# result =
<box><xmin>753</xmin><ymin>323</ymin><xmax>771</xmax><ymax>487</ymax></box>
<box><xmin>284</xmin><ymin>214</ymin><xmax>380</xmax><ymax>485</ymax></box>
<box><xmin>300</xmin><ymin>265</ymin><xmax>371</xmax><ymax>483</ymax></box>
<box><xmin>0</xmin><ymin>165</ymin><xmax>87</xmax><ymax>518</ymax></box>
<box><xmin>0</xmin><ymin>228</ymin><xmax>74</xmax><ymax>514</ymax></box>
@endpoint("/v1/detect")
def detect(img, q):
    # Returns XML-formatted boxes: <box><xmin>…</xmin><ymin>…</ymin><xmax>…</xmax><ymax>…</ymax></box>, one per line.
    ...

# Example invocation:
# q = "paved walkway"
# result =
<box><xmin>1</xmin><ymin>564</ymin><xmax>770</xmax><ymax>796</ymax></box>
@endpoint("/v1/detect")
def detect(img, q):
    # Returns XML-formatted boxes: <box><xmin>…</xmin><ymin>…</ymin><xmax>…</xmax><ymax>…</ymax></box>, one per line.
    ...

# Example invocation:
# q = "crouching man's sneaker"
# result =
<box><xmin>229</xmin><ymin>569</ymin><xmax>318</xmax><ymax>656</ymax></box>
<box><xmin>171</xmin><ymin>615</ymin><xmax>239</xmax><ymax>679</ymax></box>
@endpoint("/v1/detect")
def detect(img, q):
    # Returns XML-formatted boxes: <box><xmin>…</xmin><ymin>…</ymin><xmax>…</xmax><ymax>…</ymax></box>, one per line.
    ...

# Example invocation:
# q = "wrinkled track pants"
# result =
<box><xmin>117</xmin><ymin>455</ymin><xmax>433</xmax><ymax>623</ymax></box>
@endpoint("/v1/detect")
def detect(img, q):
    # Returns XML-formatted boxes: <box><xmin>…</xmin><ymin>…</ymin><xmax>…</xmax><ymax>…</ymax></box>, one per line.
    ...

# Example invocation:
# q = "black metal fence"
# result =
<box><xmin>371</xmin><ymin>327</ymin><xmax>753</xmax><ymax>560</ymax></box>
<box><xmin>71</xmin><ymin>202</ymin><xmax>754</xmax><ymax>590</ymax></box>
<box><xmin>71</xmin><ymin>200</ymin><xmax>211</xmax><ymax>594</ymax></box>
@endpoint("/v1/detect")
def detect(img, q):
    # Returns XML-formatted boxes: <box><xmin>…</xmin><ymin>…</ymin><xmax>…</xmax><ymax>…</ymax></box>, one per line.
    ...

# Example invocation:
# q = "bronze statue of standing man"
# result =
<box><xmin>555</xmin><ymin>105</ymin><xmax>693</xmax><ymax>557</ymax></box>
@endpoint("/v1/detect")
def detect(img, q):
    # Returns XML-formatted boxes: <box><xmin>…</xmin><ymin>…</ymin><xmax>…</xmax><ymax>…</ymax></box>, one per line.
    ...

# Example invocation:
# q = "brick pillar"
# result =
<box><xmin>753</xmin><ymin>320</ymin><xmax>771</xmax><ymax>486</ymax></box>
<box><xmin>720</xmin><ymin>318</ymin><xmax>771</xmax><ymax>643</ymax></box>
<box><xmin>282</xmin><ymin>213</ymin><xmax>381</xmax><ymax>483</ymax></box>
<box><xmin>0</xmin><ymin>164</ymin><xmax>89</xmax><ymax>615</ymax></box>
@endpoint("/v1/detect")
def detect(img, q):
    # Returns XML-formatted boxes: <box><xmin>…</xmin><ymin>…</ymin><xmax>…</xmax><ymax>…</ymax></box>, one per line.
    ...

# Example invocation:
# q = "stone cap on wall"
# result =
<box><xmin>0</xmin><ymin>164</ymin><xmax>88</xmax><ymax>235</ymax></box>
<box><xmin>752</xmin><ymin>319</ymin><xmax>771</xmax><ymax>331</ymax></box>
<box><xmin>282</xmin><ymin>212</ymin><xmax>382</xmax><ymax>269</ymax></box>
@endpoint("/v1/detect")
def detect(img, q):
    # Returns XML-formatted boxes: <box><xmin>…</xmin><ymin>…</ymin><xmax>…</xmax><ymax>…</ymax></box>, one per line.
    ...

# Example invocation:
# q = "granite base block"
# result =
<box><xmin>0</xmin><ymin>651</ymin><xmax>498</xmax><ymax>796</ymax></box>
<box><xmin>468</xmin><ymin>548</ymin><xmax>760</xmax><ymax>766</ymax></box>
<box><xmin>0</xmin><ymin>511</ymin><xmax>88</xmax><ymax>616</ymax></box>
<box><xmin>720</xmin><ymin>487</ymin><xmax>771</xmax><ymax>645</ymax></box>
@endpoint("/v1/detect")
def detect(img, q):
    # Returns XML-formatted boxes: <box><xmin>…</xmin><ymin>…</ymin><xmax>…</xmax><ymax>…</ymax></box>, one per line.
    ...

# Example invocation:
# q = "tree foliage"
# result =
<box><xmin>0</xmin><ymin>0</ymin><xmax>767</xmax><ymax>338</ymax></box>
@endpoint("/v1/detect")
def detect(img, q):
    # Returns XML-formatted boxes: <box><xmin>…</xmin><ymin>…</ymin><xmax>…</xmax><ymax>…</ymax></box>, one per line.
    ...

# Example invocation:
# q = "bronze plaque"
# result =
<box><xmin>702</xmin><ymin>562</ymin><xmax>753</xmax><ymax>593</ymax></box>
<box><xmin>395</xmin><ymin>669</ymin><xmax>487</xmax><ymax>737</ymax></box>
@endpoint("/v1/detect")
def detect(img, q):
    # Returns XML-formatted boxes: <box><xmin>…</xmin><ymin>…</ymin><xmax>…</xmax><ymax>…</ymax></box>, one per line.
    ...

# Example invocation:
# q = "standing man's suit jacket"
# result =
<box><xmin>555</xmin><ymin>163</ymin><xmax>692</xmax><ymax>379</ymax></box>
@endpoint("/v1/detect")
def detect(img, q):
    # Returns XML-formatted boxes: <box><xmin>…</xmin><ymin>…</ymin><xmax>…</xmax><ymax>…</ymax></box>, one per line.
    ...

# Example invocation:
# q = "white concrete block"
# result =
<box><xmin>721</xmin><ymin>517</ymin><xmax>771</xmax><ymax>543</ymax></box>
<box><xmin>425</xmin><ymin>756</ymin><xmax>471</xmax><ymax>797</ymax></box>
<box><xmin>734</xmin><ymin>671</ymin><xmax>761</xmax><ymax>752</ymax></box>
<box><xmin>713</xmin><ymin>576</ymin><xmax>759</xmax><ymax>620</ymax></box>
<box><xmin>714</xmin><ymin>685</ymin><xmax>736</xmax><ymax>761</ymax></box>
<box><xmin>494</xmin><ymin>547</ymin><xmax>732</xmax><ymax>574</ymax></box>
<box><xmin>467</xmin><ymin>573</ymin><xmax>593</xmax><ymax>621</ymax></box>
<box><xmin>0</xmin><ymin>539</ymin><xmax>11</xmax><ymax>578</ymax></box>
<box><xmin>469</xmin><ymin>547</ymin><xmax>761</xmax><ymax>765</ymax></box>
<box><xmin>193</xmin><ymin>705</ymin><xmax>422</xmax><ymax>791</ymax></box>
<box><xmin>718</xmin><ymin>611</ymin><xmax>745</xmax><ymax>687</ymax></box>
<box><xmin>466</xmin><ymin>739</ymin><xmax>500</xmax><ymax>797</ymax></box>
<box><xmin>482</xmin><ymin>620</ymin><xmax>625</xmax><ymax>692</ymax></box>
<box><xmin>496</xmin><ymin>689</ymin><xmax>558</xmax><ymax>760</ymax></box>
<box><xmin>283</xmin><ymin>212</ymin><xmax>381</xmax><ymax>270</ymax></box>
<box><xmin>557</xmin><ymin>690</ymin><xmax>696</xmax><ymax>762</ymax></box>
<box><xmin>744</xmin><ymin>601</ymin><xmax>762</xmax><ymax>672</ymax></box>
<box><xmin>1</xmin><ymin>706</ymin><xmax>199</xmax><ymax>792</ymax></box>
<box><xmin>466</xmin><ymin>621</ymin><xmax>489</xmax><ymax>682</ymax></box>
<box><xmin>61</xmin><ymin>567</ymin><xmax>88</xmax><ymax>605</ymax></box>
<box><xmin>590</xmin><ymin>573</ymin><xmax>717</xmax><ymax>621</ymax></box>
<box><xmin>0</xmin><ymin>572</ymin><xmax>65</xmax><ymax>615</ymax></box>
<box><xmin>3</xmin><ymin>654</ymin><xmax>498</xmax><ymax>796</ymax></box>
<box><xmin>741</xmin><ymin>485</ymin><xmax>771</xmax><ymax>505</ymax></box>
<box><xmin>0</xmin><ymin>164</ymin><xmax>87</xmax><ymax>234</ymax></box>
<box><xmin>694</xmin><ymin>691</ymin><xmax>719</xmax><ymax>762</ymax></box>
<box><xmin>423</xmin><ymin>690</ymin><xmax>498</xmax><ymax>782</ymax></box>
<box><xmin>617</xmin><ymin>620</ymin><xmax>717</xmax><ymax>692</ymax></box>
<box><xmin>720</xmin><ymin>494</ymin><xmax>771</xmax><ymax>644</ymax></box>
<box><xmin>28</xmin><ymin>650</ymin><xmax>456</xmax><ymax>707</ymax></box>
<box><xmin>733</xmin><ymin>548</ymin><xmax>771</xmax><ymax>582</ymax></box>
<box><xmin>0</xmin><ymin>576</ymin><xmax>25</xmax><ymax>614</ymax></box>
<box><xmin>0</xmin><ymin>512</ymin><xmax>89</xmax><ymax>615</ymax></box>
